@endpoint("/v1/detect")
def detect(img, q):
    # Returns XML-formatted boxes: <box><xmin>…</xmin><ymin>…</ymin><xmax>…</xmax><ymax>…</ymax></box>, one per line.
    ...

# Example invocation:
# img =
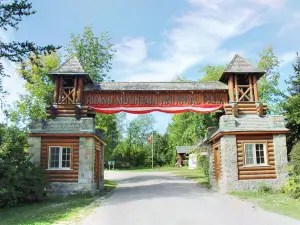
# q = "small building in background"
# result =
<box><xmin>175</xmin><ymin>146</ymin><xmax>196</xmax><ymax>166</ymax></box>
<box><xmin>188</xmin><ymin>153</ymin><xmax>198</xmax><ymax>169</ymax></box>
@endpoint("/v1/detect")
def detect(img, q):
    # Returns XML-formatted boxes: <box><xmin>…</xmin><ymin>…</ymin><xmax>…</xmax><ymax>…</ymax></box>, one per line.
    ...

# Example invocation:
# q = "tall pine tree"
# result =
<box><xmin>0</xmin><ymin>0</ymin><xmax>59</xmax><ymax>107</ymax></box>
<box><xmin>284</xmin><ymin>53</ymin><xmax>300</xmax><ymax>153</ymax></box>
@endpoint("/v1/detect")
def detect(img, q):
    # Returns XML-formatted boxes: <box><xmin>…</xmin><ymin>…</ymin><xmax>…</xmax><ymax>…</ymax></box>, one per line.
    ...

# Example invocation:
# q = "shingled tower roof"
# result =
<box><xmin>219</xmin><ymin>54</ymin><xmax>265</xmax><ymax>82</ymax></box>
<box><xmin>48</xmin><ymin>56</ymin><xmax>92</xmax><ymax>82</ymax></box>
<box><xmin>49</xmin><ymin>56</ymin><xmax>87</xmax><ymax>74</ymax></box>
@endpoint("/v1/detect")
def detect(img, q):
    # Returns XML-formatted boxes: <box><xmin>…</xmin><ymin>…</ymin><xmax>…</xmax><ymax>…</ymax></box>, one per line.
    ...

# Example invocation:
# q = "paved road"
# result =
<box><xmin>80</xmin><ymin>171</ymin><xmax>300</xmax><ymax>225</ymax></box>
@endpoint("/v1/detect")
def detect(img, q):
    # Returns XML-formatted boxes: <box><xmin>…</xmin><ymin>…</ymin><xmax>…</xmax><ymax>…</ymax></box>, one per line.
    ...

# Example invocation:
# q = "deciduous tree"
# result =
<box><xmin>257</xmin><ymin>45</ymin><xmax>282</xmax><ymax>113</ymax></box>
<box><xmin>65</xmin><ymin>26</ymin><xmax>116</xmax><ymax>82</ymax></box>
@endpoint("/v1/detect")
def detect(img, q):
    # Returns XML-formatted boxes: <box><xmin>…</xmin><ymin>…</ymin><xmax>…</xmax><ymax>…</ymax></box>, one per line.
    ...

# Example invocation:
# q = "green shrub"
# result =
<box><xmin>197</xmin><ymin>155</ymin><xmax>209</xmax><ymax>177</ymax></box>
<box><xmin>0</xmin><ymin>125</ymin><xmax>49</xmax><ymax>208</ymax></box>
<box><xmin>282</xmin><ymin>141</ymin><xmax>300</xmax><ymax>199</ymax></box>
<box><xmin>290</xmin><ymin>141</ymin><xmax>300</xmax><ymax>176</ymax></box>
<box><xmin>282</xmin><ymin>176</ymin><xmax>300</xmax><ymax>199</ymax></box>
<box><xmin>257</xmin><ymin>183</ymin><xmax>275</xmax><ymax>194</ymax></box>
<box><xmin>0</xmin><ymin>150</ymin><xmax>49</xmax><ymax>208</ymax></box>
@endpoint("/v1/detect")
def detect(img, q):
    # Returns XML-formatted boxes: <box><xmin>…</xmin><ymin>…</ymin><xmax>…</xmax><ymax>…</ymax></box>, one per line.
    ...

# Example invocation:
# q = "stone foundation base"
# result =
<box><xmin>231</xmin><ymin>176</ymin><xmax>288</xmax><ymax>192</ymax></box>
<box><xmin>212</xmin><ymin>176</ymin><xmax>289</xmax><ymax>193</ymax></box>
<box><xmin>50</xmin><ymin>182</ymin><xmax>97</xmax><ymax>196</ymax></box>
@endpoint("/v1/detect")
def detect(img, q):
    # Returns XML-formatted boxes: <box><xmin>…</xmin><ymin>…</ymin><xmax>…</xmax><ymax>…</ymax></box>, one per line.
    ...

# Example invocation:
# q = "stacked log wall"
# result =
<box><xmin>41</xmin><ymin>137</ymin><xmax>79</xmax><ymax>182</ymax></box>
<box><xmin>236</xmin><ymin>134</ymin><xmax>276</xmax><ymax>180</ymax></box>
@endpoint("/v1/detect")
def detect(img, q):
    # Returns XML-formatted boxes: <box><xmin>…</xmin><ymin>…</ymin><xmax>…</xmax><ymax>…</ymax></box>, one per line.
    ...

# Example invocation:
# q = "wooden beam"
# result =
<box><xmin>78</xmin><ymin>77</ymin><xmax>84</xmax><ymax>104</ymax></box>
<box><xmin>234</xmin><ymin>75</ymin><xmax>239</xmax><ymax>101</ymax></box>
<box><xmin>228</xmin><ymin>74</ymin><xmax>234</xmax><ymax>102</ymax></box>
<box><xmin>73</xmin><ymin>77</ymin><xmax>78</xmax><ymax>104</ymax></box>
<box><xmin>54</xmin><ymin>77</ymin><xmax>60</xmax><ymax>104</ymax></box>
<box><xmin>249</xmin><ymin>75</ymin><xmax>254</xmax><ymax>101</ymax></box>
<box><xmin>253</xmin><ymin>75</ymin><xmax>259</xmax><ymax>101</ymax></box>
<box><xmin>239</xmin><ymin>166</ymin><xmax>275</xmax><ymax>171</ymax></box>
<box><xmin>238</xmin><ymin>174</ymin><xmax>277</xmax><ymax>180</ymax></box>
<box><xmin>238</xmin><ymin>87</ymin><xmax>251</xmax><ymax>101</ymax></box>
<box><xmin>59</xmin><ymin>76</ymin><xmax>64</xmax><ymax>103</ymax></box>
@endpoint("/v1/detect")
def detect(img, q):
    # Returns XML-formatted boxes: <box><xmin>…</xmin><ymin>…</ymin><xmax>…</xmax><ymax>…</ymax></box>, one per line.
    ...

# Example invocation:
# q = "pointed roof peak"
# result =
<box><xmin>48</xmin><ymin>56</ymin><xmax>93</xmax><ymax>83</ymax></box>
<box><xmin>219</xmin><ymin>54</ymin><xmax>265</xmax><ymax>82</ymax></box>
<box><xmin>50</xmin><ymin>56</ymin><xmax>87</xmax><ymax>75</ymax></box>
<box><xmin>224</xmin><ymin>54</ymin><xmax>264</xmax><ymax>74</ymax></box>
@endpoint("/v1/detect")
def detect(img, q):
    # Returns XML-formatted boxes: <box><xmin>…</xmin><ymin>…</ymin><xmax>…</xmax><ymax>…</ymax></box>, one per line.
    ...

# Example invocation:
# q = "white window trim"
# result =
<box><xmin>243</xmin><ymin>143</ymin><xmax>268</xmax><ymax>167</ymax></box>
<box><xmin>48</xmin><ymin>146</ymin><xmax>72</xmax><ymax>170</ymax></box>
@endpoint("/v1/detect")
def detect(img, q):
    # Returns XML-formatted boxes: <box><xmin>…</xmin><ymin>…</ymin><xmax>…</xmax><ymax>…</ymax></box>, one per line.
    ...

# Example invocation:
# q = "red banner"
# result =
<box><xmin>89</xmin><ymin>104</ymin><xmax>223</xmax><ymax>114</ymax></box>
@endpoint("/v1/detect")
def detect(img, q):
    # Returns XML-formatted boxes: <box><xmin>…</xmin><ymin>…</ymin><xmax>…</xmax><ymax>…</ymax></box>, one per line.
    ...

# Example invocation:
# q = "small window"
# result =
<box><xmin>244</xmin><ymin>143</ymin><xmax>267</xmax><ymax>166</ymax></box>
<box><xmin>49</xmin><ymin>146</ymin><xmax>72</xmax><ymax>169</ymax></box>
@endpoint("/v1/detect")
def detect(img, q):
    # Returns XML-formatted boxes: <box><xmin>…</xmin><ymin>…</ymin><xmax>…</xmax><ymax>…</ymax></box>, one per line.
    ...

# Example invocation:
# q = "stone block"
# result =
<box><xmin>78</xmin><ymin>137</ymin><xmax>95</xmax><ymax>185</ymax></box>
<box><xmin>219</xmin><ymin>115</ymin><xmax>236</xmax><ymax>130</ymax></box>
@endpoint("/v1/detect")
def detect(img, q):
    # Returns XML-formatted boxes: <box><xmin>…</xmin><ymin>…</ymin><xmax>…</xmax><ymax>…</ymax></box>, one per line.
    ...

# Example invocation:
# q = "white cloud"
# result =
<box><xmin>111</xmin><ymin>0</ymin><xmax>280</xmax><ymax>82</ymax></box>
<box><xmin>249</xmin><ymin>0</ymin><xmax>283</xmax><ymax>8</ymax></box>
<box><xmin>114</xmin><ymin>37</ymin><xmax>147</xmax><ymax>66</ymax></box>
<box><xmin>277</xmin><ymin>12</ymin><xmax>300</xmax><ymax>36</ymax></box>
<box><xmin>279</xmin><ymin>52</ymin><xmax>297</xmax><ymax>67</ymax></box>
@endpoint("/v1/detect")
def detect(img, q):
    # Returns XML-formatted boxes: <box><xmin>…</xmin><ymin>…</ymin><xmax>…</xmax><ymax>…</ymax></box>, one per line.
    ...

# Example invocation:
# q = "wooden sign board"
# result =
<box><xmin>83</xmin><ymin>91</ymin><xmax>228</xmax><ymax>107</ymax></box>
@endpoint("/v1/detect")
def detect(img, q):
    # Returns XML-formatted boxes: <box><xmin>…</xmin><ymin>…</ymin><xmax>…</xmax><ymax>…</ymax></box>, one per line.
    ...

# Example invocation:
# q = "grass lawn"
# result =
<box><xmin>0</xmin><ymin>179</ymin><xmax>117</xmax><ymax>225</ymax></box>
<box><xmin>231</xmin><ymin>191</ymin><xmax>300</xmax><ymax>220</ymax></box>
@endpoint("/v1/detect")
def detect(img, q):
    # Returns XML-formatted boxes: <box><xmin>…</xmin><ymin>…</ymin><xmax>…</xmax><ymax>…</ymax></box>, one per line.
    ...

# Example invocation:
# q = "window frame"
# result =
<box><xmin>242</xmin><ymin>141</ymin><xmax>269</xmax><ymax>167</ymax></box>
<box><xmin>48</xmin><ymin>146</ymin><xmax>73</xmax><ymax>170</ymax></box>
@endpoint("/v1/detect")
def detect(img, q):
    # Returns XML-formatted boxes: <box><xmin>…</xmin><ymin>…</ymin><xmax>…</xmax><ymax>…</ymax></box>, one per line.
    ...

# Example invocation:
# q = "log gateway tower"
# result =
<box><xmin>28</xmin><ymin>55</ymin><xmax>289</xmax><ymax>194</ymax></box>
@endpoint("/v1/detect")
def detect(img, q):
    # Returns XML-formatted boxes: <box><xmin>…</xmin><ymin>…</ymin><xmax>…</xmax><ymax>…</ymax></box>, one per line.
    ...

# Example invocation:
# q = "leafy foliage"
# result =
<box><xmin>199</xmin><ymin>65</ymin><xmax>225</xmax><ymax>81</ymax></box>
<box><xmin>197</xmin><ymin>155</ymin><xmax>209</xmax><ymax>177</ymax></box>
<box><xmin>65</xmin><ymin>26</ymin><xmax>116</xmax><ymax>83</ymax></box>
<box><xmin>257</xmin><ymin>45</ymin><xmax>282</xmax><ymax>113</ymax></box>
<box><xmin>7</xmin><ymin>53</ymin><xmax>60</xmax><ymax>126</ymax></box>
<box><xmin>0</xmin><ymin>0</ymin><xmax>36</xmax><ymax>30</ymax></box>
<box><xmin>257</xmin><ymin>183</ymin><xmax>275</xmax><ymax>194</ymax></box>
<box><xmin>95</xmin><ymin>114</ymin><xmax>120</xmax><ymax>161</ymax></box>
<box><xmin>281</xmin><ymin>142</ymin><xmax>300</xmax><ymax>199</ymax></box>
<box><xmin>0</xmin><ymin>125</ymin><xmax>49</xmax><ymax>207</ymax></box>
<box><xmin>283</xmin><ymin>53</ymin><xmax>300</xmax><ymax>152</ymax></box>
<box><xmin>111</xmin><ymin>115</ymin><xmax>156</xmax><ymax>168</ymax></box>
<box><xmin>282</xmin><ymin>176</ymin><xmax>300</xmax><ymax>199</ymax></box>
<box><xmin>290</xmin><ymin>141</ymin><xmax>300</xmax><ymax>176</ymax></box>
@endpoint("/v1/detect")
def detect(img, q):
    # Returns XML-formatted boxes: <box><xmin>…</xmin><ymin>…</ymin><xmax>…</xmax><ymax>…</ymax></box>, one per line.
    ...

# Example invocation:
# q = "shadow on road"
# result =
<box><xmin>103</xmin><ymin>173</ymin><xmax>211</xmax><ymax>206</ymax></box>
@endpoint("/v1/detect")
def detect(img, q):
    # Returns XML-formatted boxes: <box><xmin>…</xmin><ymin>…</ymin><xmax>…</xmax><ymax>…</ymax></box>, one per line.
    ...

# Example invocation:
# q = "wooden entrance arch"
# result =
<box><xmin>28</xmin><ymin>54</ymin><xmax>289</xmax><ymax>195</ymax></box>
<box><xmin>46</xmin><ymin>55</ymin><xmax>267</xmax><ymax>118</ymax></box>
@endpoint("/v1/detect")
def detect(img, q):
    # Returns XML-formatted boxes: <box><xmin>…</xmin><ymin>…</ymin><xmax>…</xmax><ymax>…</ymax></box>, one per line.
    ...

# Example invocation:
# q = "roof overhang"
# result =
<box><xmin>84</xmin><ymin>81</ymin><xmax>229</xmax><ymax>92</ymax></box>
<box><xmin>206</xmin><ymin>130</ymin><xmax>290</xmax><ymax>143</ymax></box>
<box><xmin>48</xmin><ymin>72</ymin><xmax>93</xmax><ymax>83</ymax></box>
<box><xmin>29</xmin><ymin>133</ymin><xmax>106</xmax><ymax>145</ymax></box>
<box><xmin>219</xmin><ymin>71</ymin><xmax>265</xmax><ymax>83</ymax></box>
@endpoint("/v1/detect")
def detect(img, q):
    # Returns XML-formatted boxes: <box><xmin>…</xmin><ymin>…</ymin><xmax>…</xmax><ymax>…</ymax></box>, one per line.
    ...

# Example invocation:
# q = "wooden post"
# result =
<box><xmin>54</xmin><ymin>77</ymin><xmax>60</xmax><ymax>104</ymax></box>
<box><xmin>73</xmin><ymin>77</ymin><xmax>78</xmax><ymax>104</ymax></box>
<box><xmin>253</xmin><ymin>75</ymin><xmax>259</xmax><ymax>101</ymax></box>
<box><xmin>228</xmin><ymin>74</ymin><xmax>234</xmax><ymax>102</ymax></box>
<box><xmin>59</xmin><ymin>76</ymin><xmax>64</xmax><ymax>103</ymax></box>
<box><xmin>248</xmin><ymin>74</ymin><xmax>254</xmax><ymax>101</ymax></box>
<box><xmin>234</xmin><ymin>75</ymin><xmax>239</xmax><ymax>102</ymax></box>
<box><xmin>77</xmin><ymin>77</ymin><xmax>84</xmax><ymax>104</ymax></box>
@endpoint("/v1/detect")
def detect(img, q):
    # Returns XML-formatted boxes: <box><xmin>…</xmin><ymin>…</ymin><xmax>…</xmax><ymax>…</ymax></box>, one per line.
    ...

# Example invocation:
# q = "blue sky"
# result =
<box><xmin>1</xmin><ymin>0</ymin><xmax>300</xmax><ymax>133</ymax></box>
